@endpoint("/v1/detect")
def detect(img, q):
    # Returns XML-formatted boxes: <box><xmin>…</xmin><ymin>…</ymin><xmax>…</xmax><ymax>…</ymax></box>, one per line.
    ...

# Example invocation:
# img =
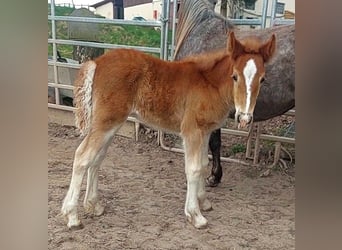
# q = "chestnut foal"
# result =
<box><xmin>61</xmin><ymin>32</ymin><xmax>276</xmax><ymax>229</ymax></box>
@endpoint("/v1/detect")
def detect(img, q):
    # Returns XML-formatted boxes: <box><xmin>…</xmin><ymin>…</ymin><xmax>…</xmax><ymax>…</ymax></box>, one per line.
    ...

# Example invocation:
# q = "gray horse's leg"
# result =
<box><xmin>207</xmin><ymin>129</ymin><xmax>222</xmax><ymax>187</ymax></box>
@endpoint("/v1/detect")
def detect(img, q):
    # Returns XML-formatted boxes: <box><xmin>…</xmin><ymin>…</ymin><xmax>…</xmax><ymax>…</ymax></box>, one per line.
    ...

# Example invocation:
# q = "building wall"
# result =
<box><xmin>253</xmin><ymin>0</ymin><xmax>296</xmax><ymax>16</ymax></box>
<box><xmin>152</xmin><ymin>0</ymin><xmax>163</xmax><ymax>20</ymax></box>
<box><xmin>124</xmin><ymin>0</ymin><xmax>174</xmax><ymax>21</ymax></box>
<box><xmin>95</xmin><ymin>2</ymin><xmax>113</xmax><ymax>19</ymax></box>
<box><xmin>93</xmin><ymin>0</ymin><xmax>176</xmax><ymax>21</ymax></box>
<box><xmin>245</xmin><ymin>0</ymin><xmax>295</xmax><ymax>17</ymax></box>
<box><xmin>124</xmin><ymin>3</ymin><xmax>153</xmax><ymax>20</ymax></box>
<box><xmin>124</xmin><ymin>0</ymin><xmax>152</xmax><ymax>8</ymax></box>
<box><xmin>151</xmin><ymin>0</ymin><xmax>176</xmax><ymax>22</ymax></box>
<box><xmin>280</xmin><ymin>0</ymin><xmax>295</xmax><ymax>13</ymax></box>
<box><xmin>215</xmin><ymin>0</ymin><xmax>295</xmax><ymax>29</ymax></box>
<box><xmin>248</xmin><ymin>0</ymin><xmax>295</xmax><ymax>27</ymax></box>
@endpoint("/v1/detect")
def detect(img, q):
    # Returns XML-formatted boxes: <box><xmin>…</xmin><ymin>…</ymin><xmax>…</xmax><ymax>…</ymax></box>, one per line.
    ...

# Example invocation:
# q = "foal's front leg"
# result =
<box><xmin>198</xmin><ymin>134</ymin><xmax>212</xmax><ymax>211</ymax></box>
<box><xmin>183</xmin><ymin>132</ymin><xmax>209</xmax><ymax>229</ymax></box>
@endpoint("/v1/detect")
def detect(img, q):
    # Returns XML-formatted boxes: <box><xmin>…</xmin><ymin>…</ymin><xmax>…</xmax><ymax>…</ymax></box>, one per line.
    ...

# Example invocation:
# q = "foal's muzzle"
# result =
<box><xmin>236</xmin><ymin>112</ymin><xmax>253</xmax><ymax>129</ymax></box>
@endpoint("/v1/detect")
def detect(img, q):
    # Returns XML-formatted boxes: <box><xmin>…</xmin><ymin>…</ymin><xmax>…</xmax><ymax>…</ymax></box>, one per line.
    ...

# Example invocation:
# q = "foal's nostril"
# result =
<box><xmin>237</xmin><ymin>114</ymin><xmax>241</xmax><ymax>123</ymax></box>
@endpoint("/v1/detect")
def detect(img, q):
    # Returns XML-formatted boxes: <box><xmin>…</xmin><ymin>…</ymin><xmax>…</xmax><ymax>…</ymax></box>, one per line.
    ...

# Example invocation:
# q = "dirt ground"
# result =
<box><xmin>48</xmin><ymin>121</ymin><xmax>295</xmax><ymax>250</ymax></box>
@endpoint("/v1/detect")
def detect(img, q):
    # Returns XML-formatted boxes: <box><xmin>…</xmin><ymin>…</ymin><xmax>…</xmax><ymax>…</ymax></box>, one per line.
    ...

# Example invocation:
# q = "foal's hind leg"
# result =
<box><xmin>61</xmin><ymin>127</ymin><xmax>117</xmax><ymax>229</ymax></box>
<box><xmin>83</xmin><ymin>126</ymin><xmax>121</xmax><ymax>216</ymax></box>
<box><xmin>83</xmin><ymin>165</ymin><xmax>104</xmax><ymax>217</ymax></box>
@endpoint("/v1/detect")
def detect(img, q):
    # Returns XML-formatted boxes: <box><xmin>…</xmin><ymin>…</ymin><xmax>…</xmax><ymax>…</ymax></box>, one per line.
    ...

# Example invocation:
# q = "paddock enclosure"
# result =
<box><xmin>48</xmin><ymin>0</ymin><xmax>295</xmax><ymax>249</ymax></box>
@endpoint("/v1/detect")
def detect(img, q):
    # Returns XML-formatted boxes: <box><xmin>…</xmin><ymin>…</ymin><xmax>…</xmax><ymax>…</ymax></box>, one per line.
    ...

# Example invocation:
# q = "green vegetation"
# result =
<box><xmin>48</xmin><ymin>4</ymin><xmax>171</xmax><ymax>59</ymax></box>
<box><xmin>230</xmin><ymin>143</ymin><xmax>246</xmax><ymax>155</ymax></box>
<box><xmin>48</xmin><ymin>4</ymin><xmax>75</xmax><ymax>16</ymax></box>
<box><xmin>98</xmin><ymin>24</ymin><xmax>161</xmax><ymax>48</ymax></box>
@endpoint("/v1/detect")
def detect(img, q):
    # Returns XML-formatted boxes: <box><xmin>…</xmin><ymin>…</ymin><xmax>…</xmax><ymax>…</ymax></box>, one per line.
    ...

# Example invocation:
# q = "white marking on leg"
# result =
<box><xmin>243</xmin><ymin>59</ymin><xmax>257</xmax><ymax>114</ymax></box>
<box><xmin>183</xmin><ymin>138</ymin><xmax>208</xmax><ymax>228</ymax></box>
<box><xmin>83</xmin><ymin>128</ymin><xmax>118</xmax><ymax>216</ymax></box>
<box><xmin>198</xmin><ymin>136</ymin><xmax>212</xmax><ymax>211</ymax></box>
<box><xmin>62</xmin><ymin>126</ymin><xmax>121</xmax><ymax>228</ymax></box>
<box><xmin>62</xmin><ymin>144</ymin><xmax>99</xmax><ymax>227</ymax></box>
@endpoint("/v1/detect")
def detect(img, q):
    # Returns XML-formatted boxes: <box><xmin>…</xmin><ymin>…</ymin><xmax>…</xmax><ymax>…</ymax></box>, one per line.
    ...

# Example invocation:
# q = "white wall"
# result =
<box><xmin>152</xmin><ymin>0</ymin><xmax>163</xmax><ymax>20</ymax></box>
<box><xmin>94</xmin><ymin>2</ymin><xmax>113</xmax><ymax>19</ymax></box>
<box><xmin>124</xmin><ymin>0</ymin><xmax>175</xmax><ymax>21</ymax></box>
<box><xmin>215</xmin><ymin>0</ymin><xmax>295</xmax><ymax>29</ymax></box>
<box><xmin>279</xmin><ymin>0</ymin><xmax>295</xmax><ymax>13</ymax></box>
<box><xmin>93</xmin><ymin>0</ymin><xmax>170</xmax><ymax>21</ymax></box>
<box><xmin>214</xmin><ymin>0</ymin><xmax>295</xmax><ymax>16</ymax></box>
<box><xmin>124</xmin><ymin>3</ymin><xmax>154</xmax><ymax>20</ymax></box>
<box><xmin>246</xmin><ymin>0</ymin><xmax>295</xmax><ymax>17</ymax></box>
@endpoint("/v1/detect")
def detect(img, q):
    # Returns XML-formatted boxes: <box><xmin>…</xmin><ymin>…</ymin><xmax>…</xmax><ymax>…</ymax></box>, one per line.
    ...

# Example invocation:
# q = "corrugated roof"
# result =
<box><xmin>90</xmin><ymin>0</ymin><xmax>114</xmax><ymax>8</ymax></box>
<box><xmin>124</xmin><ymin>0</ymin><xmax>152</xmax><ymax>8</ymax></box>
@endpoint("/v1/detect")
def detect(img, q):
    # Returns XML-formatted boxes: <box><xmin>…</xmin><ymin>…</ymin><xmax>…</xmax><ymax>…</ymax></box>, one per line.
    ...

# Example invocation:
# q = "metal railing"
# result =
<box><xmin>158</xmin><ymin>0</ymin><xmax>295</xmax><ymax>166</ymax></box>
<box><xmin>222</xmin><ymin>0</ymin><xmax>295</xmax><ymax>28</ymax></box>
<box><xmin>48</xmin><ymin>0</ymin><xmax>170</xmax><ymax>110</ymax></box>
<box><xmin>48</xmin><ymin>0</ymin><xmax>295</xmax><ymax>166</ymax></box>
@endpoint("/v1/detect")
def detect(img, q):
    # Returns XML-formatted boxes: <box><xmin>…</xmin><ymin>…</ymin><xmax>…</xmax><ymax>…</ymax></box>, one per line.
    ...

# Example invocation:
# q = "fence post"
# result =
<box><xmin>261</xmin><ymin>0</ymin><xmax>269</xmax><ymax>28</ymax></box>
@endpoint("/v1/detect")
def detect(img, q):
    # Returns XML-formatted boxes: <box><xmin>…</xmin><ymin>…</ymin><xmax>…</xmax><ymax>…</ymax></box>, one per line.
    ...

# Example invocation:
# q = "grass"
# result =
<box><xmin>230</xmin><ymin>143</ymin><xmax>246</xmax><ymax>155</ymax></box>
<box><xmin>48</xmin><ymin>4</ymin><xmax>171</xmax><ymax>59</ymax></box>
<box><xmin>98</xmin><ymin>24</ymin><xmax>162</xmax><ymax>47</ymax></box>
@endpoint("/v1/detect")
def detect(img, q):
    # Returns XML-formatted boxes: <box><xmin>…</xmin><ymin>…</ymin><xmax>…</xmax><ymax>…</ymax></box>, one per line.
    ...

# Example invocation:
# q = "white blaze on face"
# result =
<box><xmin>243</xmin><ymin>59</ymin><xmax>257</xmax><ymax>114</ymax></box>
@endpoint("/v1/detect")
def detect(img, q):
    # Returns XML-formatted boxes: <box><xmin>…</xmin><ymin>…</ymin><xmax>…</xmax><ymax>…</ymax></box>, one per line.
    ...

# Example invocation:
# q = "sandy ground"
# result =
<box><xmin>48</xmin><ymin>122</ymin><xmax>295</xmax><ymax>250</ymax></box>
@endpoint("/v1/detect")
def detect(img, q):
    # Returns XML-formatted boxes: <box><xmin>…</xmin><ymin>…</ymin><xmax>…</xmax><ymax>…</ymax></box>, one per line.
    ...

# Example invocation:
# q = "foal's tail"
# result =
<box><xmin>73</xmin><ymin>60</ymin><xmax>97</xmax><ymax>136</ymax></box>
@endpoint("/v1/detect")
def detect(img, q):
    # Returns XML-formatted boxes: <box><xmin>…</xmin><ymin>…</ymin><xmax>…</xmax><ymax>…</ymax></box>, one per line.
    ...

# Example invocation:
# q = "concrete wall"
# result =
<box><xmin>48</xmin><ymin>109</ymin><xmax>136</xmax><ymax>139</ymax></box>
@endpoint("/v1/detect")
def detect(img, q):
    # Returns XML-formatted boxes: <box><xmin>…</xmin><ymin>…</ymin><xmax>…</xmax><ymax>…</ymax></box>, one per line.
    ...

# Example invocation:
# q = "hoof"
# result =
<box><xmin>186</xmin><ymin>214</ymin><xmax>208</xmax><ymax>229</ymax></box>
<box><xmin>68</xmin><ymin>222</ymin><xmax>84</xmax><ymax>231</ymax></box>
<box><xmin>60</xmin><ymin>209</ymin><xmax>84</xmax><ymax>230</ymax></box>
<box><xmin>206</xmin><ymin>175</ymin><xmax>220</xmax><ymax>187</ymax></box>
<box><xmin>84</xmin><ymin>202</ymin><xmax>105</xmax><ymax>217</ymax></box>
<box><xmin>66</xmin><ymin>215</ymin><xmax>84</xmax><ymax>230</ymax></box>
<box><xmin>200</xmin><ymin>199</ymin><xmax>213</xmax><ymax>212</ymax></box>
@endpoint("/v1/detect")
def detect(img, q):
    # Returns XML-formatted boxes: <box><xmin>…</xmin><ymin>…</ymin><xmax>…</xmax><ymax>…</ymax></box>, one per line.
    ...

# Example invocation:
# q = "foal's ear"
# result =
<box><xmin>227</xmin><ymin>31</ymin><xmax>244</xmax><ymax>60</ymax></box>
<box><xmin>260</xmin><ymin>34</ymin><xmax>276</xmax><ymax>63</ymax></box>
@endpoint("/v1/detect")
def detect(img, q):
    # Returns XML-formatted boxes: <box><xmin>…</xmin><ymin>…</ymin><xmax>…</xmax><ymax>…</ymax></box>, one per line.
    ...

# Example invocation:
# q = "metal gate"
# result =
<box><xmin>48</xmin><ymin>0</ymin><xmax>172</xmax><ymax>110</ymax></box>
<box><xmin>158</xmin><ymin>0</ymin><xmax>296</xmax><ymax>166</ymax></box>
<box><xmin>48</xmin><ymin>0</ymin><xmax>295</xmax><ymax>166</ymax></box>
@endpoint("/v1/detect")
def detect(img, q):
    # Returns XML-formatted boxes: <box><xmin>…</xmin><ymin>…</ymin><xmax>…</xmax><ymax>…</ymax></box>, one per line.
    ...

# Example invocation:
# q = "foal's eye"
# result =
<box><xmin>232</xmin><ymin>74</ymin><xmax>238</xmax><ymax>81</ymax></box>
<box><xmin>260</xmin><ymin>77</ymin><xmax>265</xmax><ymax>83</ymax></box>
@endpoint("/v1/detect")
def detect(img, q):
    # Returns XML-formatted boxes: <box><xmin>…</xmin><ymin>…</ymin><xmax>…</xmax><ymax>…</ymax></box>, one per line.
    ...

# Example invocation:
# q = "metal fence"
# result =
<box><xmin>48</xmin><ymin>0</ymin><xmax>171</xmax><ymax>110</ymax></box>
<box><xmin>159</xmin><ymin>0</ymin><xmax>296</xmax><ymax>166</ymax></box>
<box><xmin>48</xmin><ymin>0</ymin><xmax>294</xmax><ymax>109</ymax></box>
<box><xmin>48</xmin><ymin>0</ymin><xmax>295</xmax><ymax>166</ymax></box>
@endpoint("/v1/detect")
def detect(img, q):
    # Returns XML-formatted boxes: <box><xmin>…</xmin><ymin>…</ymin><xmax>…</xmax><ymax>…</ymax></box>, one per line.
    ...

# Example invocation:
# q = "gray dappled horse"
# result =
<box><xmin>174</xmin><ymin>0</ymin><xmax>295</xmax><ymax>186</ymax></box>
